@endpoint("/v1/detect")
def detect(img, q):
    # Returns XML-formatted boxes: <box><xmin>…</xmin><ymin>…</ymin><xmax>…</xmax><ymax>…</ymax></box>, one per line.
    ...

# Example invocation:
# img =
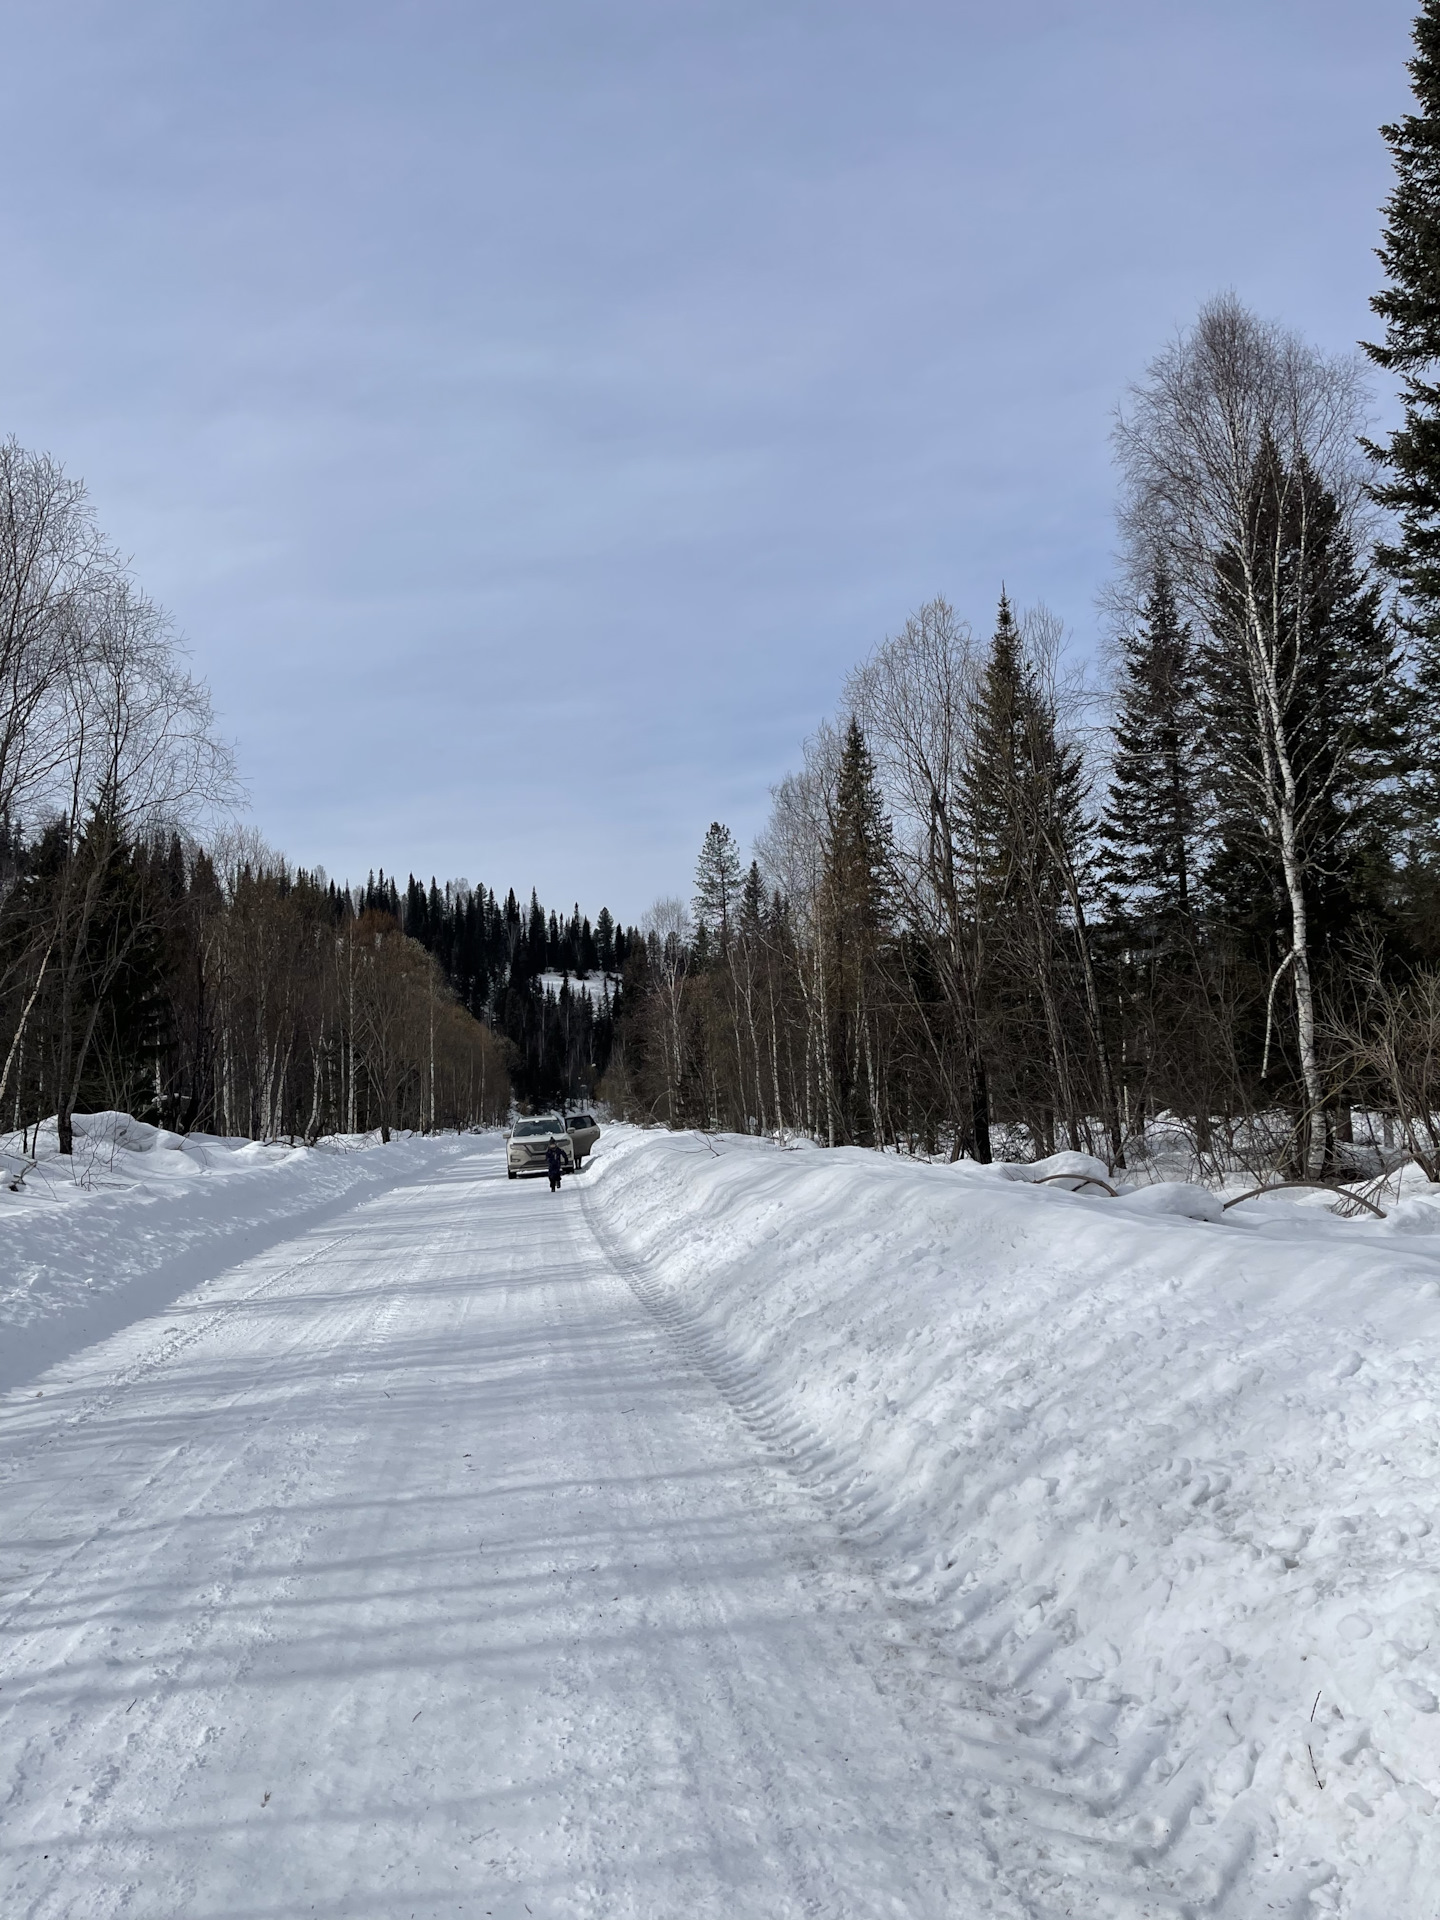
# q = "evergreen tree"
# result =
<box><xmin>740</xmin><ymin>861</ymin><xmax>765</xmax><ymax>936</ymax></box>
<box><xmin>964</xmin><ymin>596</ymin><xmax>1085</xmax><ymax>909</ymax></box>
<box><xmin>1101</xmin><ymin>574</ymin><xmax>1217</xmax><ymax>1147</ymax></box>
<box><xmin>1101</xmin><ymin>570</ymin><xmax>1205</xmax><ymax>939</ymax></box>
<box><xmin>824</xmin><ymin>719</ymin><xmax>893</xmax><ymax>1145</ymax></box>
<box><xmin>1367</xmin><ymin>2</ymin><xmax>1440</xmax><ymax>824</ymax></box>
<box><xmin>1368</xmin><ymin>0</ymin><xmax>1440</xmax><ymax>632</ymax></box>
<box><xmin>595</xmin><ymin>906</ymin><xmax>616</xmax><ymax>973</ymax></box>
<box><xmin>963</xmin><ymin>595</ymin><xmax>1109</xmax><ymax>1158</ymax></box>
<box><xmin>693</xmin><ymin>822</ymin><xmax>743</xmax><ymax>952</ymax></box>
<box><xmin>827</xmin><ymin>718</ymin><xmax>892</xmax><ymax>938</ymax></box>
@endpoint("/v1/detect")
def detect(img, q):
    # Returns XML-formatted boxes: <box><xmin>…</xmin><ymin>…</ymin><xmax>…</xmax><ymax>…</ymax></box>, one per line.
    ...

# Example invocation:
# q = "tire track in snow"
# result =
<box><xmin>527</xmin><ymin>1178</ymin><xmax>1017</xmax><ymax>1919</ymax></box>
<box><xmin>0</xmin><ymin>1186</ymin><xmax>445</xmax><ymax>1918</ymax></box>
<box><xmin>0</xmin><ymin>1230</ymin><xmax>356</xmax><ymax>1638</ymax></box>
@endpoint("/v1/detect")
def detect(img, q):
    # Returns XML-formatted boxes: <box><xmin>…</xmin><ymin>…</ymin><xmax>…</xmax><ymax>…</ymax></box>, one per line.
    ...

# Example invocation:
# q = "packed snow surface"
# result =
<box><xmin>0</xmin><ymin>1112</ymin><xmax>460</xmax><ymax>1396</ymax></box>
<box><xmin>2</xmin><ymin>1122</ymin><xmax>1437</xmax><ymax>1915</ymax></box>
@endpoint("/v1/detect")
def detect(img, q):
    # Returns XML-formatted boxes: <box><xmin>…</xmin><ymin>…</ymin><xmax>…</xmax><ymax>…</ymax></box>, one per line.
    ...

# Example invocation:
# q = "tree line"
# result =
<box><xmin>0</xmin><ymin>440</ymin><xmax>644</xmax><ymax>1150</ymax></box>
<box><xmin>597</xmin><ymin>2</ymin><xmax>1440</xmax><ymax>1184</ymax></box>
<box><xmin>389</xmin><ymin>873</ymin><xmax>639</xmax><ymax>1111</ymax></box>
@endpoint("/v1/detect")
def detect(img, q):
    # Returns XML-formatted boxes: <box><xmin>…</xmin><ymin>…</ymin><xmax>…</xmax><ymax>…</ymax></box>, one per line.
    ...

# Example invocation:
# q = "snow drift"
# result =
<box><xmin>585</xmin><ymin>1128</ymin><xmax>1440</xmax><ymax>1913</ymax></box>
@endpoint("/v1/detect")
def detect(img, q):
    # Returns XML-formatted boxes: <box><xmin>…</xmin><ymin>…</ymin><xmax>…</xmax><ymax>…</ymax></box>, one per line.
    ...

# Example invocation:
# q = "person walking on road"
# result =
<box><xmin>544</xmin><ymin>1141</ymin><xmax>565</xmax><ymax>1192</ymax></box>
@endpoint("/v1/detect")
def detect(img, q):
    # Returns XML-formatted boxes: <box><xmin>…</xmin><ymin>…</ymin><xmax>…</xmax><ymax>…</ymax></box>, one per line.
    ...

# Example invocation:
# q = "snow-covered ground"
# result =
<box><xmin>1</xmin><ymin>1120</ymin><xmax>1437</xmax><ymax>1915</ymax></box>
<box><xmin>588</xmin><ymin>1131</ymin><xmax>1440</xmax><ymax>1915</ymax></box>
<box><xmin>531</xmin><ymin>970</ymin><xmax>616</xmax><ymax>1004</ymax></box>
<box><xmin>0</xmin><ymin>1113</ymin><xmax>471</xmax><ymax>1395</ymax></box>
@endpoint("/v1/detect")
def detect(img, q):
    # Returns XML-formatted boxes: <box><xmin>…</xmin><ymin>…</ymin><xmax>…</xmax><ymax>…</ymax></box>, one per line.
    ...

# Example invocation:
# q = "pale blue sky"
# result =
<box><xmin>0</xmin><ymin>1</ymin><xmax>1416</xmax><ymax>917</ymax></box>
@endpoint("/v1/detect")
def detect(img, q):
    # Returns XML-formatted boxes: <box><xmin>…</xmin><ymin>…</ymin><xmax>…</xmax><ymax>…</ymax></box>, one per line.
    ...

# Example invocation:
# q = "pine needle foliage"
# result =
<box><xmin>1100</xmin><ymin>571</ymin><xmax>1204</xmax><ymax>939</ymax></box>
<box><xmin>694</xmin><ymin>822</ymin><xmax>743</xmax><ymax>954</ymax></box>
<box><xmin>1367</xmin><ymin>0</ymin><xmax>1440</xmax><ymax>635</ymax></box>
<box><xmin>827</xmin><ymin>719</ymin><xmax>893</xmax><ymax>939</ymax></box>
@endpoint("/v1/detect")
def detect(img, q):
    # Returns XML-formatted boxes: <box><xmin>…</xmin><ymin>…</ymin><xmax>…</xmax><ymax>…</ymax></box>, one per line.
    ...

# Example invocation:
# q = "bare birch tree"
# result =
<box><xmin>848</xmin><ymin>598</ymin><xmax>993</xmax><ymax>1159</ymax></box>
<box><xmin>757</xmin><ymin>735</ymin><xmax>841</xmax><ymax>1147</ymax></box>
<box><xmin>43</xmin><ymin>580</ymin><xmax>236</xmax><ymax>1152</ymax></box>
<box><xmin>0</xmin><ymin>441</ymin><xmax>111</xmax><ymax>838</ymax></box>
<box><xmin>642</xmin><ymin>897</ymin><xmax>691</xmax><ymax>1126</ymax></box>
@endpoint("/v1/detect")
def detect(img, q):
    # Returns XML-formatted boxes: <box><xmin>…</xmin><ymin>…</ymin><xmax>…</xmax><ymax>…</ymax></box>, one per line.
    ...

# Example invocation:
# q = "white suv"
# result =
<box><xmin>506</xmin><ymin>1114</ymin><xmax>576</xmax><ymax>1180</ymax></box>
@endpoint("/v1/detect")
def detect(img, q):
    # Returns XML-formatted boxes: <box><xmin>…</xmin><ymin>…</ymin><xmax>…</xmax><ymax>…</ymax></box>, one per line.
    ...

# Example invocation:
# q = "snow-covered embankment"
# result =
<box><xmin>586</xmin><ymin>1128</ymin><xmax>1440</xmax><ymax>1905</ymax></box>
<box><xmin>0</xmin><ymin>1114</ymin><xmax>471</xmax><ymax>1396</ymax></box>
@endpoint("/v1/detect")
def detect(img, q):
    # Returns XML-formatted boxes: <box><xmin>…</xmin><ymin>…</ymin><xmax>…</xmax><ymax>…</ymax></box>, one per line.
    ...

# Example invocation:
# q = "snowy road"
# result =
<box><xmin>0</xmin><ymin>1139</ymin><xmax>1020</xmax><ymax>1919</ymax></box>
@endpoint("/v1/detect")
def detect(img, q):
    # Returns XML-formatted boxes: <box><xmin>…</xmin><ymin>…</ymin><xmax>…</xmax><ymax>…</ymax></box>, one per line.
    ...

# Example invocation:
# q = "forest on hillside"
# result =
<box><xmin>595</xmin><ymin>9</ymin><xmax>1440</xmax><ymax>1184</ymax></box>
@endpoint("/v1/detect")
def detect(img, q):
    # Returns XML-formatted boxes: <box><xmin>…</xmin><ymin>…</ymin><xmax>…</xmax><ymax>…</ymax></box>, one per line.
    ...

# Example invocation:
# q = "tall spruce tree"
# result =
<box><xmin>824</xmin><ymin>718</ymin><xmax>893</xmax><ymax>1145</ymax></box>
<box><xmin>964</xmin><ymin>596</ymin><xmax>1123</xmax><ymax>1161</ymax></box>
<box><xmin>740</xmin><ymin>859</ymin><xmax>766</xmax><ymax>936</ymax></box>
<box><xmin>1367</xmin><ymin>2</ymin><xmax>1440</xmax><ymax>824</ymax></box>
<box><xmin>964</xmin><ymin>597</ymin><xmax>1087</xmax><ymax>921</ymax></box>
<box><xmin>1101</xmin><ymin>570</ymin><xmax>1204</xmax><ymax>940</ymax></box>
<box><xmin>1368</xmin><ymin>0</ymin><xmax>1440</xmax><ymax>628</ymax></box>
<box><xmin>595</xmin><ymin>906</ymin><xmax>616</xmax><ymax>973</ymax></box>
<box><xmin>963</xmin><ymin>597</ymin><xmax>1069</xmax><ymax>1147</ymax></box>
<box><xmin>1102</xmin><ymin>573</ymin><xmax>1221</xmax><ymax>1148</ymax></box>
<box><xmin>827</xmin><ymin>719</ymin><xmax>892</xmax><ymax>938</ymax></box>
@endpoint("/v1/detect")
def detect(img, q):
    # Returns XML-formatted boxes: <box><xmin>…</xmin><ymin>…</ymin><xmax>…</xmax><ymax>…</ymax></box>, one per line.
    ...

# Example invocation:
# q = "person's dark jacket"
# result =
<box><xmin>544</xmin><ymin>1143</ymin><xmax>564</xmax><ymax>1179</ymax></box>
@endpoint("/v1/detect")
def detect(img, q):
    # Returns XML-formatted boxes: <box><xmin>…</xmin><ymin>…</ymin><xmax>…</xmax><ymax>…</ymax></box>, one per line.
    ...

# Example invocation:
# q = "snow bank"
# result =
<box><xmin>586</xmin><ymin>1128</ymin><xmax>1440</xmax><ymax>1910</ymax></box>
<box><xmin>0</xmin><ymin>1113</ymin><xmax>475</xmax><ymax>1394</ymax></box>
